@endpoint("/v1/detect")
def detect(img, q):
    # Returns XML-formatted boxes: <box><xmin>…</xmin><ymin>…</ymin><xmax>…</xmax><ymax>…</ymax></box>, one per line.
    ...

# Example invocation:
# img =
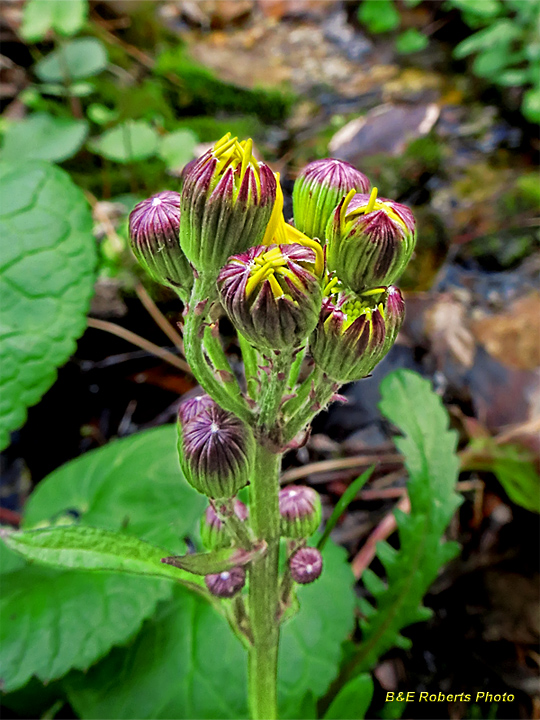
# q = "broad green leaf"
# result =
<box><xmin>65</xmin><ymin>586</ymin><xmax>250</xmax><ymax>720</ymax></box>
<box><xmin>395</xmin><ymin>29</ymin><xmax>429</xmax><ymax>54</ymax></box>
<box><xmin>447</xmin><ymin>0</ymin><xmax>501</xmax><ymax>18</ymax></box>
<box><xmin>158</xmin><ymin>129</ymin><xmax>198</xmax><ymax>170</ymax></box>
<box><xmin>473</xmin><ymin>50</ymin><xmax>509</xmax><ymax>79</ymax></box>
<box><xmin>278</xmin><ymin>541</ymin><xmax>356</xmax><ymax>719</ymax></box>
<box><xmin>23</xmin><ymin>425</ymin><xmax>206</xmax><ymax>551</ymax></box>
<box><xmin>1</xmin><ymin>113</ymin><xmax>88</xmax><ymax>163</ymax></box>
<box><xmin>89</xmin><ymin>121</ymin><xmax>159</xmax><ymax>163</ymax></box>
<box><xmin>1</xmin><ymin>426</ymin><xmax>205</xmax><ymax>692</ymax></box>
<box><xmin>0</xmin><ymin>162</ymin><xmax>96</xmax><ymax>450</ymax></box>
<box><xmin>324</xmin><ymin>673</ymin><xmax>374</xmax><ymax>719</ymax></box>
<box><xmin>2</xmin><ymin>526</ymin><xmax>206</xmax><ymax>590</ymax></box>
<box><xmin>0</xmin><ymin>561</ymin><xmax>171</xmax><ymax>692</ymax></box>
<box><xmin>21</xmin><ymin>0</ymin><xmax>88</xmax><ymax>41</ymax></box>
<box><xmin>347</xmin><ymin>370</ymin><xmax>462</xmax><ymax>674</ymax></box>
<box><xmin>35</xmin><ymin>38</ymin><xmax>107</xmax><ymax>83</ymax></box>
<box><xmin>358</xmin><ymin>0</ymin><xmax>400</xmax><ymax>34</ymax></box>
<box><xmin>65</xmin><ymin>540</ymin><xmax>355</xmax><ymax>720</ymax></box>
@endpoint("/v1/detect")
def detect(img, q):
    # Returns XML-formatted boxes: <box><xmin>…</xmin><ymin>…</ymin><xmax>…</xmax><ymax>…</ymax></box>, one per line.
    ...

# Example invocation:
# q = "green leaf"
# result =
<box><xmin>89</xmin><ymin>121</ymin><xmax>159</xmax><ymax>163</ymax></box>
<box><xmin>35</xmin><ymin>38</ymin><xmax>108</xmax><ymax>82</ymax></box>
<box><xmin>523</xmin><ymin>86</ymin><xmax>540</xmax><ymax>124</ymax></box>
<box><xmin>23</xmin><ymin>425</ymin><xmax>206</xmax><ymax>551</ymax></box>
<box><xmin>346</xmin><ymin>370</ymin><xmax>461</xmax><ymax>673</ymax></box>
<box><xmin>65</xmin><ymin>586</ymin><xmax>249</xmax><ymax>720</ymax></box>
<box><xmin>64</xmin><ymin>539</ymin><xmax>355</xmax><ymax>720</ymax></box>
<box><xmin>473</xmin><ymin>49</ymin><xmax>509</xmax><ymax>79</ymax></box>
<box><xmin>163</xmin><ymin>542</ymin><xmax>267</xmax><ymax>575</ymax></box>
<box><xmin>1</xmin><ymin>113</ymin><xmax>88</xmax><ymax>163</ymax></box>
<box><xmin>21</xmin><ymin>0</ymin><xmax>88</xmax><ymax>41</ymax></box>
<box><xmin>324</xmin><ymin>673</ymin><xmax>374</xmax><ymax>719</ymax></box>
<box><xmin>1</xmin><ymin>426</ymin><xmax>206</xmax><ymax>692</ymax></box>
<box><xmin>395</xmin><ymin>29</ymin><xmax>429</xmax><ymax>54</ymax></box>
<box><xmin>358</xmin><ymin>0</ymin><xmax>400</xmax><ymax>34</ymax></box>
<box><xmin>0</xmin><ymin>561</ymin><xmax>171</xmax><ymax>692</ymax></box>
<box><xmin>158</xmin><ymin>129</ymin><xmax>198</xmax><ymax>170</ymax></box>
<box><xmin>453</xmin><ymin>20</ymin><xmax>519</xmax><ymax>59</ymax></box>
<box><xmin>0</xmin><ymin>162</ymin><xmax>96</xmax><ymax>450</ymax></box>
<box><xmin>447</xmin><ymin>0</ymin><xmax>502</xmax><ymax>18</ymax></box>
<box><xmin>278</xmin><ymin>541</ymin><xmax>357</xmax><ymax>719</ymax></box>
<box><xmin>1</xmin><ymin>526</ymin><xmax>206</xmax><ymax>590</ymax></box>
<box><xmin>318</xmin><ymin>467</ymin><xmax>374</xmax><ymax>550</ymax></box>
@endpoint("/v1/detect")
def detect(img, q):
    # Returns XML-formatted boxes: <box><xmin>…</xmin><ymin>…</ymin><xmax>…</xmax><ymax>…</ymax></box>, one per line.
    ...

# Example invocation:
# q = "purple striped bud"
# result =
<box><xmin>310</xmin><ymin>291</ymin><xmax>387</xmax><ymax>383</ymax></box>
<box><xmin>205</xmin><ymin>566</ymin><xmax>246</xmax><ymax>598</ymax></box>
<box><xmin>289</xmin><ymin>547</ymin><xmax>323</xmax><ymax>584</ymax></box>
<box><xmin>293</xmin><ymin>159</ymin><xmax>370</xmax><ymax>243</ymax></box>
<box><xmin>279</xmin><ymin>485</ymin><xmax>322</xmax><ymax>539</ymax></box>
<box><xmin>177</xmin><ymin>394</ymin><xmax>216</xmax><ymax>425</ymax></box>
<box><xmin>218</xmin><ymin>243</ymin><xmax>323</xmax><ymax>352</ymax></box>
<box><xmin>177</xmin><ymin>400</ymin><xmax>254</xmax><ymax>499</ymax></box>
<box><xmin>179</xmin><ymin>133</ymin><xmax>277</xmax><ymax>277</ymax></box>
<box><xmin>200</xmin><ymin>500</ymin><xmax>249</xmax><ymax>550</ymax></box>
<box><xmin>129</xmin><ymin>191</ymin><xmax>193</xmax><ymax>294</ymax></box>
<box><xmin>327</xmin><ymin>188</ymin><xmax>416</xmax><ymax>293</ymax></box>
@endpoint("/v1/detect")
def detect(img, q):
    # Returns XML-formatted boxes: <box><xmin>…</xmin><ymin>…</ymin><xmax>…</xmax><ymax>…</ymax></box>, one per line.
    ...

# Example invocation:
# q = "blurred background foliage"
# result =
<box><xmin>0</xmin><ymin>1</ymin><xmax>539</xmax><ymax>718</ymax></box>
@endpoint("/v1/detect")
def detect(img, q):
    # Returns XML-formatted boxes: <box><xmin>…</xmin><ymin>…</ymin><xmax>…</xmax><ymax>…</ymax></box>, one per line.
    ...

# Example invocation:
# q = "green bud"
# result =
<box><xmin>327</xmin><ymin>188</ymin><xmax>416</xmax><ymax>293</ymax></box>
<box><xmin>279</xmin><ymin>485</ymin><xmax>322</xmax><ymax>539</ymax></box>
<box><xmin>200</xmin><ymin>500</ymin><xmax>249</xmax><ymax>550</ymax></box>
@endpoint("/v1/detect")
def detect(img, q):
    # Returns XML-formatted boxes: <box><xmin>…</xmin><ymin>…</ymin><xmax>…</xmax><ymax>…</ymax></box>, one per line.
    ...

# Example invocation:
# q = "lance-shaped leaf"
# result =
<box><xmin>1</xmin><ymin>525</ymin><xmax>206</xmax><ymax>592</ymax></box>
<box><xmin>162</xmin><ymin>541</ymin><xmax>267</xmax><ymax>576</ymax></box>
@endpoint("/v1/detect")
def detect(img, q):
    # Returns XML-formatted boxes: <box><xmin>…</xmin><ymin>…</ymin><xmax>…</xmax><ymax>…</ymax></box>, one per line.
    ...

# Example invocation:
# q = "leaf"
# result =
<box><xmin>21</xmin><ymin>0</ymin><xmax>88</xmax><ymax>41</ymax></box>
<box><xmin>65</xmin><ymin>586</ymin><xmax>249</xmax><ymax>720</ymax></box>
<box><xmin>447</xmin><ymin>0</ymin><xmax>502</xmax><ymax>19</ymax></box>
<box><xmin>473</xmin><ymin>49</ymin><xmax>509</xmax><ymax>79</ymax></box>
<box><xmin>453</xmin><ymin>20</ymin><xmax>519</xmax><ymax>59</ymax></box>
<box><xmin>1</xmin><ymin>526</ymin><xmax>206</xmax><ymax>590</ymax></box>
<box><xmin>523</xmin><ymin>87</ymin><xmax>540</xmax><ymax>124</ymax></box>
<box><xmin>358</xmin><ymin>0</ymin><xmax>400</xmax><ymax>34</ymax></box>
<box><xmin>346</xmin><ymin>370</ymin><xmax>462</xmax><ymax>674</ymax></box>
<box><xmin>0</xmin><ymin>162</ymin><xmax>96</xmax><ymax>450</ymax></box>
<box><xmin>0</xmin><ymin>561</ymin><xmax>171</xmax><ymax>692</ymax></box>
<box><xmin>89</xmin><ymin>121</ymin><xmax>159</xmax><ymax>163</ymax></box>
<box><xmin>158</xmin><ymin>129</ymin><xmax>198</xmax><ymax>170</ymax></box>
<box><xmin>163</xmin><ymin>542</ymin><xmax>267</xmax><ymax>575</ymax></box>
<box><xmin>1</xmin><ymin>113</ymin><xmax>88</xmax><ymax>163</ymax></box>
<box><xmin>23</xmin><ymin>425</ymin><xmax>206</xmax><ymax>552</ymax></box>
<box><xmin>0</xmin><ymin>426</ymin><xmax>206</xmax><ymax>692</ymax></box>
<box><xmin>35</xmin><ymin>38</ymin><xmax>107</xmax><ymax>83</ymax></box>
<box><xmin>278</xmin><ymin>541</ymin><xmax>357</xmax><ymax>719</ymax></box>
<box><xmin>395</xmin><ymin>29</ymin><xmax>429</xmax><ymax>54</ymax></box>
<box><xmin>64</xmin><ymin>539</ymin><xmax>355</xmax><ymax>720</ymax></box>
<box><xmin>324</xmin><ymin>673</ymin><xmax>374</xmax><ymax>719</ymax></box>
<box><xmin>318</xmin><ymin>467</ymin><xmax>374</xmax><ymax>550</ymax></box>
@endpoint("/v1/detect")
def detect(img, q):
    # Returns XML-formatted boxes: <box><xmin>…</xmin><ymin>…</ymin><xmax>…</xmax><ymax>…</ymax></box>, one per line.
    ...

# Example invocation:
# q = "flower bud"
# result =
<box><xmin>200</xmin><ymin>500</ymin><xmax>249</xmax><ymax>550</ymax></box>
<box><xmin>178</xmin><ymin>400</ymin><xmax>254</xmax><ymax>499</ymax></box>
<box><xmin>289</xmin><ymin>547</ymin><xmax>323</xmax><ymax>584</ymax></box>
<box><xmin>292</xmin><ymin>159</ymin><xmax>370</xmax><ymax>242</ymax></box>
<box><xmin>205</xmin><ymin>566</ymin><xmax>246</xmax><ymax>598</ymax></box>
<box><xmin>177</xmin><ymin>394</ymin><xmax>216</xmax><ymax>425</ymax></box>
<box><xmin>279</xmin><ymin>485</ymin><xmax>322</xmax><ymax>539</ymax></box>
<box><xmin>218</xmin><ymin>243</ymin><xmax>323</xmax><ymax>352</ymax></box>
<box><xmin>310</xmin><ymin>291</ymin><xmax>387</xmax><ymax>383</ymax></box>
<box><xmin>179</xmin><ymin>133</ymin><xmax>277</xmax><ymax>277</ymax></box>
<box><xmin>327</xmin><ymin>188</ymin><xmax>416</xmax><ymax>293</ymax></box>
<box><xmin>381</xmin><ymin>285</ymin><xmax>405</xmax><ymax>356</ymax></box>
<box><xmin>129</xmin><ymin>191</ymin><xmax>193</xmax><ymax>294</ymax></box>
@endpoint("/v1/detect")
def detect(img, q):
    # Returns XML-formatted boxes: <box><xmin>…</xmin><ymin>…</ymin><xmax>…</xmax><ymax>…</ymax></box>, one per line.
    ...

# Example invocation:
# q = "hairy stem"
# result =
<box><xmin>258</xmin><ymin>353</ymin><xmax>293</xmax><ymax>430</ymax></box>
<box><xmin>248</xmin><ymin>443</ymin><xmax>282</xmax><ymax>720</ymax></box>
<box><xmin>183</xmin><ymin>277</ymin><xmax>252</xmax><ymax>423</ymax></box>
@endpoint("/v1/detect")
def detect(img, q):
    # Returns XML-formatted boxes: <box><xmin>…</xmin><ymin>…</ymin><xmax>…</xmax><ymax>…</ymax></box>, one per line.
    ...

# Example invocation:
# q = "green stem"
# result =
<box><xmin>183</xmin><ymin>277</ymin><xmax>252</xmax><ymax>423</ymax></box>
<box><xmin>203</xmin><ymin>324</ymin><xmax>244</xmax><ymax>402</ymax></box>
<box><xmin>248</xmin><ymin>443</ymin><xmax>282</xmax><ymax>720</ymax></box>
<box><xmin>258</xmin><ymin>353</ymin><xmax>293</xmax><ymax>430</ymax></box>
<box><xmin>237</xmin><ymin>332</ymin><xmax>260</xmax><ymax>400</ymax></box>
<box><xmin>283</xmin><ymin>367</ymin><xmax>335</xmax><ymax>443</ymax></box>
<box><xmin>287</xmin><ymin>347</ymin><xmax>305</xmax><ymax>390</ymax></box>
